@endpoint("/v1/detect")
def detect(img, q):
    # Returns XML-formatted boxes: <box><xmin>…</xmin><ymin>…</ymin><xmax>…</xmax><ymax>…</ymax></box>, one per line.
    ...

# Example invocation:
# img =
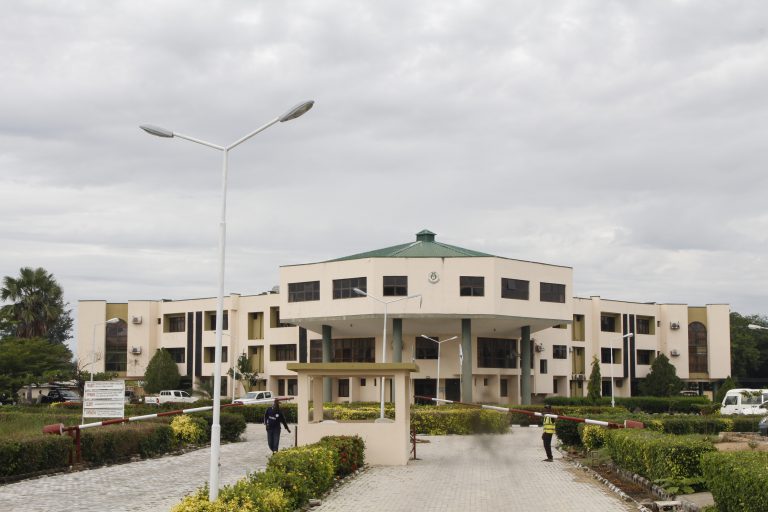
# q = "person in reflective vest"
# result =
<box><xmin>264</xmin><ymin>398</ymin><xmax>291</xmax><ymax>454</ymax></box>
<box><xmin>541</xmin><ymin>404</ymin><xmax>556</xmax><ymax>461</ymax></box>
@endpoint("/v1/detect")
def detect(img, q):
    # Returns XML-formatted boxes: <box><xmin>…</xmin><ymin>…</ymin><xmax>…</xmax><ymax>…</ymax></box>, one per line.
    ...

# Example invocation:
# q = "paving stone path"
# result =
<box><xmin>0</xmin><ymin>425</ymin><xmax>637</xmax><ymax>512</ymax></box>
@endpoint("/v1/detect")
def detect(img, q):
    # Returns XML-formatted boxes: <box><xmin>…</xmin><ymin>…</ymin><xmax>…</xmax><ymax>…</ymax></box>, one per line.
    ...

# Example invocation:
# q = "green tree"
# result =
<box><xmin>143</xmin><ymin>349</ymin><xmax>180</xmax><ymax>394</ymax></box>
<box><xmin>1</xmin><ymin>267</ymin><xmax>73</xmax><ymax>344</ymax></box>
<box><xmin>0</xmin><ymin>337</ymin><xmax>73</xmax><ymax>398</ymax></box>
<box><xmin>714</xmin><ymin>375</ymin><xmax>737</xmax><ymax>405</ymax></box>
<box><xmin>227</xmin><ymin>353</ymin><xmax>260</xmax><ymax>393</ymax></box>
<box><xmin>639</xmin><ymin>353</ymin><xmax>684</xmax><ymax>396</ymax></box>
<box><xmin>587</xmin><ymin>355</ymin><xmax>602</xmax><ymax>401</ymax></box>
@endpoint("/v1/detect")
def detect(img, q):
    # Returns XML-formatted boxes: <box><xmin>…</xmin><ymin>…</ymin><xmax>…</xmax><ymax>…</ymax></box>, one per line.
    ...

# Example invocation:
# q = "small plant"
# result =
<box><xmin>653</xmin><ymin>476</ymin><xmax>707</xmax><ymax>495</ymax></box>
<box><xmin>748</xmin><ymin>439</ymin><xmax>758</xmax><ymax>450</ymax></box>
<box><xmin>171</xmin><ymin>415</ymin><xmax>207</xmax><ymax>444</ymax></box>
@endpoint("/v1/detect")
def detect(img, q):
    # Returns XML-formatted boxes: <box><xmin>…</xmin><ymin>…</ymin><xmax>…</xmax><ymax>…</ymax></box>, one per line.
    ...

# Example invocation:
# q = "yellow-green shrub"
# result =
<box><xmin>171</xmin><ymin>415</ymin><xmax>207</xmax><ymax>444</ymax></box>
<box><xmin>411</xmin><ymin>408</ymin><xmax>508</xmax><ymax>434</ymax></box>
<box><xmin>580</xmin><ymin>424</ymin><xmax>608</xmax><ymax>451</ymax></box>
<box><xmin>701</xmin><ymin>451</ymin><xmax>768</xmax><ymax>512</ymax></box>
<box><xmin>172</xmin><ymin>485</ymin><xmax>289</xmax><ymax>512</ymax></box>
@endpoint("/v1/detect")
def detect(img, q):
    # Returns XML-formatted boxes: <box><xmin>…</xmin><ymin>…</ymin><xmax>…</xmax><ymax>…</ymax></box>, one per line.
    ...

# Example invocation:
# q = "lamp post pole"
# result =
<box><xmin>354</xmin><ymin>288</ymin><xmax>421</xmax><ymax>419</ymax></box>
<box><xmin>419</xmin><ymin>335</ymin><xmax>458</xmax><ymax>403</ymax></box>
<box><xmin>91</xmin><ymin>318</ymin><xmax>120</xmax><ymax>382</ymax></box>
<box><xmin>140</xmin><ymin>100</ymin><xmax>314</xmax><ymax>502</ymax></box>
<box><xmin>613</xmin><ymin>332</ymin><xmax>633</xmax><ymax>408</ymax></box>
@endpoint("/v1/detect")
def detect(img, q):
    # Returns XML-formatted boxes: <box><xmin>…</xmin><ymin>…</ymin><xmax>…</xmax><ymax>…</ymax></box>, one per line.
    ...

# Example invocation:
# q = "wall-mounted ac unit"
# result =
<box><xmin>670</xmin><ymin>349</ymin><xmax>680</xmax><ymax>357</ymax></box>
<box><xmin>131</xmin><ymin>346</ymin><xmax>142</xmax><ymax>355</ymax></box>
<box><xmin>572</xmin><ymin>374</ymin><xmax>585</xmax><ymax>381</ymax></box>
<box><xmin>670</xmin><ymin>322</ymin><xmax>680</xmax><ymax>330</ymax></box>
<box><xmin>131</xmin><ymin>315</ymin><xmax>142</xmax><ymax>325</ymax></box>
<box><xmin>534</xmin><ymin>343</ymin><xmax>545</xmax><ymax>353</ymax></box>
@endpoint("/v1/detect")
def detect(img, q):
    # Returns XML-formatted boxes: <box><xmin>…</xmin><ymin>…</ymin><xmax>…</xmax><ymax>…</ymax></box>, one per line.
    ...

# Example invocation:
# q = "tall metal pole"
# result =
<box><xmin>381</xmin><ymin>302</ymin><xmax>387</xmax><ymax>419</ymax></box>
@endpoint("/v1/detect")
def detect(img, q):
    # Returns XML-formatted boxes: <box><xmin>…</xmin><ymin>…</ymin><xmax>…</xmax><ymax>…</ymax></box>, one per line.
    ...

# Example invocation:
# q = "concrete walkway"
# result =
<box><xmin>0</xmin><ymin>425</ymin><xmax>638</xmax><ymax>512</ymax></box>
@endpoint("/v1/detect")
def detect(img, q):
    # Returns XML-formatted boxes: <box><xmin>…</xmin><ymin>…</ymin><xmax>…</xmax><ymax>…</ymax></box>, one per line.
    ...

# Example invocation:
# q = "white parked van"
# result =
<box><xmin>720</xmin><ymin>388</ymin><xmax>768</xmax><ymax>415</ymax></box>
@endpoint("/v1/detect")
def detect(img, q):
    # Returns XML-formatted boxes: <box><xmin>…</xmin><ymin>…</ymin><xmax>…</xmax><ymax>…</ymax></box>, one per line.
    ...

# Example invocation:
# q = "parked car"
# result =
<box><xmin>144</xmin><ymin>390</ymin><xmax>197</xmax><ymax>405</ymax></box>
<box><xmin>40</xmin><ymin>388</ymin><xmax>82</xmax><ymax>404</ymax></box>
<box><xmin>233</xmin><ymin>390</ymin><xmax>275</xmax><ymax>405</ymax></box>
<box><xmin>720</xmin><ymin>388</ymin><xmax>768</xmax><ymax>415</ymax></box>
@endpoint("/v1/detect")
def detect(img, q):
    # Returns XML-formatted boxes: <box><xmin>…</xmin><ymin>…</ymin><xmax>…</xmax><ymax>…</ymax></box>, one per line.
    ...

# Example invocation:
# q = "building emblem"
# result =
<box><xmin>428</xmin><ymin>271</ymin><xmax>440</xmax><ymax>284</ymax></box>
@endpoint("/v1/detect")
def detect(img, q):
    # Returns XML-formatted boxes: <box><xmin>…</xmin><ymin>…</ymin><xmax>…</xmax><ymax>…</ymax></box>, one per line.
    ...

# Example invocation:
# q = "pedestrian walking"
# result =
<box><xmin>541</xmin><ymin>404</ymin><xmax>555</xmax><ymax>461</ymax></box>
<box><xmin>264</xmin><ymin>398</ymin><xmax>291</xmax><ymax>453</ymax></box>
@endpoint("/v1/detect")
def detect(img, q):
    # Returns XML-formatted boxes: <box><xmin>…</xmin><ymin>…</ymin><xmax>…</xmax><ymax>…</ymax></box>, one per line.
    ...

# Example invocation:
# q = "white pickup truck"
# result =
<box><xmin>144</xmin><ymin>390</ymin><xmax>198</xmax><ymax>405</ymax></box>
<box><xmin>233</xmin><ymin>390</ymin><xmax>275</xmax><ymax>405</ymax></box>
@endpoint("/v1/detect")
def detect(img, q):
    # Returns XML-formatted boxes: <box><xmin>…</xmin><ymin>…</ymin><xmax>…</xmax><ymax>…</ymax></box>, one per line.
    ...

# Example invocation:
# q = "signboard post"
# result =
<box><xmin>83</xmin><ymin>380</ymin><xmax>125</xmax><ymax>419</ymax></box>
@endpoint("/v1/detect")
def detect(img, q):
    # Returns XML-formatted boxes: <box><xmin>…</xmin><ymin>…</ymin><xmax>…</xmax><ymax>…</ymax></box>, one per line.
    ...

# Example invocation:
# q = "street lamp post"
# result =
<box><xmin>612</xmin><ymin>332</ymin><xmax>633</xmax><ymax>408</ymax></box>
<box><xmin>419</xmin><ymin>335</ymin><xmax>458</xmax><ymax>403</ymax></box>
<box><xmin>353</xmin><ymin>287</ymin><xmax>421</xmax><ymax>419</ymax></box>
<box><xmin>91</xmin><ymin>318</ymin><xmax>120</xmax><ymax>381</ymax></box>
<box><xmin>140</xmin><ymin>100</ymin><xmax>314</xmax><ymax>502</ymax></box>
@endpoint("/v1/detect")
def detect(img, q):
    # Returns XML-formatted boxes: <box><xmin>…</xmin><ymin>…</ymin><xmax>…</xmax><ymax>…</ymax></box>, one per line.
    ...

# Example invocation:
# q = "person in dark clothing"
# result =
<box><xmin>264</xmin><ymin>398</ymin><xmax>291</xmax><ymax>453</ymax></box>
<box><xmin>541</xmin><ymin>404</ymin><xmax>555</xmax><ymax>461</ymax></box>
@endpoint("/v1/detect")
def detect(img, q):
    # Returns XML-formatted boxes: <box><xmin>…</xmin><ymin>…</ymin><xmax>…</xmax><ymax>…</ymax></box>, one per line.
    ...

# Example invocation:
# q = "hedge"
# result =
<box><xmin>605</xmin><ymin>429</ymin><xmax>715</xmax><ymax>481</ymax></box>
<box><xmin>545</xmin><ymin>396</ymin><xmax>710</xmax><ymax>414</ymax></box>
<box><xmin>191</xmin><ymin>411</ymin><xmax>247</xmax><ymax>442</ymax></box>
<box><xmin>701</xmin><ymin>451</ymin><xmax>768</xmax><ymax>512</ymax></box>
<box><xmin>411</xmin><ymin>408</ymin><xmax>509</xmax><ymax>434</ymax></box>
<box><xmin>82</xmin><ymin>422</ymin><xmax>177</xmax><ymax>464</ymax></box>
<box><xmin>172</xmin><ymin>435</ymin><xmax>365</xmax><ymax>512</ymax></box>
<box><xmin>225</xmin><ymin>403</ymin><xmax>298</xmax><ymax>425</ymax></box>
<box><xmin>0</xmin><ymin>435</ymin><xmax>72</xmax><ymax>478</ymax></box>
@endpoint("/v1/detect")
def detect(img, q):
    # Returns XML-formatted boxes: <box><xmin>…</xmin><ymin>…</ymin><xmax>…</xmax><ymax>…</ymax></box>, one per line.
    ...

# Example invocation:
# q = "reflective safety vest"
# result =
<box><xmin>543</xmin><ymin>415</ymin><xmax>556</xmax><ymax>434</ymax></box>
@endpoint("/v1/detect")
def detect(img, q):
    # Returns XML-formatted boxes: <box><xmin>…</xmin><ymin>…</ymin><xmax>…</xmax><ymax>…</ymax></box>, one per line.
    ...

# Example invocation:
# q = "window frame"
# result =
<box><xmin>501</xmin><ymin>278</ymin><xmax>529</xmax><ymax>300</ymax></box>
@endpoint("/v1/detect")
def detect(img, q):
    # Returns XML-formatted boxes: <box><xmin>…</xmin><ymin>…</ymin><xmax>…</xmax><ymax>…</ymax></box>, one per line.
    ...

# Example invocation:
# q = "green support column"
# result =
<box><xmin>521</xmin><ymin>325</ymin><xmax>531</xmax><ymax>405</ymax></box>
<box><xmin>322</xmin><ymin>325</ymin><xmax>332</xmax><ymax>402</ymax></box>
<box><xmin>392</xmin><ymin>318</ymin><xmax>403</xmax><ymax>363</ymax></box>
<box><xmin>461</xmin><ymin>319</ymin><xmax>472</xmax><ymax>402</ymax></box>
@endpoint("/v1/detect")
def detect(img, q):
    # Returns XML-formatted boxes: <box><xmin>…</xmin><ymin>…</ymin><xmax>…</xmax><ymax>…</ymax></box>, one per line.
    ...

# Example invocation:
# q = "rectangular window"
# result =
<box><xmin>540</xmin><ymin>282</ymin><xmax>566</xmax><ymax>303</ymax></box>
<box><xmin>203</xmin><ymin>346</ymin><xmax>228</xmax><ymax>363</ymax></box>
<box><xmin>287</xmin><ymin>379</ymin><xmax>298</xmax><ymax>396</ymax></box>
<box><xmin>478</xmin><ymin>337</ymin><xmax>517</xmax><ymax>368</ymax></box>
<box><xmin>460</xmin><ymin>276</ymin><xmax>484</xmax><ymax>297</ymax></box>
<box><xmin>415</xmin><ymin>337</ymin><xmax>439</xmax><ymax>359</ymax></box>
<box><xmin>338</xmin><ymin>379</ymin><xmax>350</xmax><ymax>397</ymax></box>
<box><xmin>271</xmin><ymin>344</ymin><xmax>297</xmax><ymax>362</ymax></box>
<box><xmin>166</xmin><ymin>348</ymin><xmax>185</xmax><ymax>363</ymax></box>
<box><xmin>248</xmin><ymin>312</ymin><xmax>264</xmax><ymax>339</ymax></box>
<box><xmin>600</xmin><ymin>347</ymin><xmax>621</xmax><ymax>364</ymax></box>
<box><xmin>333</xmin><ymin>277</ymin><xmax>367</xmax><ymax>299</ymax></box>
<box><xmin>501</xmin><ymin>278</ymin><xmax>529</xmax><ymax>300</ymax></box>
<box><xmin>383</xmin><ymin>276</ymin><xmax>407</xmax><ymax>296</ymax></box>
<box><xmin>540</xmin><ymin>359</ymin><xmax>548</xmax><ymax>374</ymax></box>
<box><xmin>165</xmin><ymin>314</ymin><xmax>185</xmax><ymax>333</ymax></box>
<box><xmin>552</xmin><ymin>345</ymin><xmax>567</xmax><ymax>359</ymax></box>
<box><xmin>278</xmin><ymin>379</ymin><xmax>285</xmax><ymax>396</ymax></box>
<box><xmin>287</xmin><ymin>281</ymin><xmax>320</xmax><ymax>302</ymax></box>
<box><xmin>600</xmin><ymin>313</ymin><xmax>619</xmax><ymax>333</ymax></box>
<box><xmin>553</xmin><ymin>378</ymin><xmax>558</xmax><ymax>394</ymax></box>
<box><xmin>636</xmin><ymin>349</ymin><xmax>656</xmax><ymax>365</ymax></box>
<box><xmin>310</xmin><ymin>339</ymin><xmax>323</xmax><ymax>363</ymax></box>
<box><xmin>333</xmin><ymin>338</ymin><xmax>376</xmax><ymax>363</ymax></box>
<box><xmin>360</xmin><ymin>378</ymin><xmax>366</xmax><ymax>387</ymax></box>
<box><xmin>636</xmin><ymin>316</ymin><xmax>655</xmax><ymax>335</ymax></box>
<box><xmin>205</xmin><ymin>311</ymin><xmax>228</xmax><ymax>331</ymax></box>
<box><xmin>500</xmin><ymin>378</ymin><xmax>508</xmax><ymax>397</ymax></box>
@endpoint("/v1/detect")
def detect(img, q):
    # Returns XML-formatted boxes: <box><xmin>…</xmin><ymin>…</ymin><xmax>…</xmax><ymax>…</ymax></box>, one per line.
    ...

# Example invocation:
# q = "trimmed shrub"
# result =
<box><xmin>317</xmin><ymin>435</ymin><xmax>365</xmax><ymax>476</ymax></box>
<box><xmin>82</xmin><ymin>422</ymin><xmax>176</xmax><ymax>465</ymax></box>
<box><xmin>0</xmin><ymin>435</ymin><xmax>72</xmax><ymax>478</ymax></box>
<box><xmin>555</xmin><ymin>419</ymin><xmax>581</xmax><ymax>446</ymax></box>
<box><xmin>172</xmin><ymin>484</ymin><xmax>290</xmax><ymax>512</ymax></box>
<box><xmin>545</xmin><ymin>395</ymin><xmax>710</xmax><ymax>414</ymax></box>
<box><xmin>410</xmin><ymin>408</ymin><xmax>508</xmax><ymax>435</ymax></box>
<box><xmin>257</xmin><ymin>445</ymin><xmax>336</xmax><ymax>510</ymax></box>
<box><xmin>226</xmin><ymin>403</ymin><xmax>298</xmax><ymax>424</ymax></box>
<box><xmin>580</xmin><ymin>424</ymin><xmax>608</xmax><ymax>451</ymax></box>
<box><xmin>656</xmin><ymin>416</ymin><xmax>732</xmax><ymax>435</ymax></box>
<box><xmin>605</xmin><ymin>429</ymin><xmax>715</xmax><ymax>480</ymax></box>
<box><xmin>730</xmin><ymin>415</ymin><xmax>762</xmax><ymax>433</ymax></box>
<box><xmin>193</xmin><ymin>412</ymin><xmax>246</xmax><ymax>442</ymax></box>
<box><xmin>701</xmin><ymin>451</ymin><xmax>768</xmax><ymax>512</ymax></box>
<box><xmin>171</xmin><ymin>415</ymin><xmax>207</xmax><ymax>444</ymax></box>
<box><xmin>139</xmin><ymin>424</ymin><xmax>177</xmax><ymax>458</ymax></box>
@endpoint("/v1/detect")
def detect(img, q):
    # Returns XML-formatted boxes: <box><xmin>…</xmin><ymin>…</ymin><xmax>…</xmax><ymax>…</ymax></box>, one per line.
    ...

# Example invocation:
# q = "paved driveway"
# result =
<box><xmin>0</xmin><ymin>425</ymin><xmax>636</xmax><ymax>512</ymax></box>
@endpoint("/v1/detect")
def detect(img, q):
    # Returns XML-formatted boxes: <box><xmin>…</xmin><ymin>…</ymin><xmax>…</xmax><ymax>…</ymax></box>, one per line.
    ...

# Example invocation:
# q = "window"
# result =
<box><xmin>723</xmin><ymin>395</ymin><xmax>737</xmax><ymax>406</ymax></box>
<box><xmin>333</xmin><ymin>277</ymin><xmax>367</xmax><ymax>299</ymax></box>
<box><xmin>278</xmin><ymin>379</ymin><xmax>285</xmax><ymax>396</ymax></box>
<box><xmin>310</xmin><ymin>340</ymin><xmax>323</xmax><ymax>363</ymax></box>
<box><xmin>288</xmin><ymin>281</ymin><xmax>320</xmax><ymax>302</ymax></box>
<box><xmin>478</xmin><ymin>338</ymin><xmax>517</xmax><ymax>368</ymax></box>
<box><xmin>248</xmin><ymin>312</ymin><xmax>264</xmax><ymax>339</ymax></box>
<box><xmin>540</xmin><ymin>359</ymin><xmax>548</xmax><ymax>374</ymax></box>
<box><xmin>287</xmin><ymin>379</ymin><xmax>297</xmax><ymax>396</ymax></box>
<box><xmin>166</xmin><ymin>348</ymin><xmax>185</xmax><ymax>363</ymax></box>
<box><xmin>360</xmin><ymin>378</ymin><xmax>366</xmax><ymax>387</ymax></box>
<box><xmin>415</xmin><ymin>337</ymin><xmax>439</xmax><ymax>359</ymax></box>
<box><xmin>688</xmin><ymin>322</ymin><xmax>708</xmax><ymax>373</ymax></box>
<box><xmin>105</xmin><ymin>320</ymin><xmax>127</xmax><ymax>372</ymax></box>
<box><xmin>553</xmin><ymin>378</ymin><xmax>558</xmax><ymax>394</ymax></box>
<box><xmin>600</xmin><ymin>347</ymin><xmax>620</xmax><ymax>364</ymax></box>
<box><xmin>203</xmin><ymin>346</ymin><xmax>228</xmax><ymax>363</ymax></box>
<box><xmin>165</xmin><ymin>314</ymin><xmax>185</xmax><ymax>333</ymax></box>
<box><xmin>205</xmin><ymin>311</ymin><xmax>228</xmax><ymax>331</ymax></box>
<box><xmin>552</xmin><ymin>345</ymin><xmax>567</xmax><ymax>359</ymax></box>
<box><xmin>460</xmin><ymin>276</ymin><xmax>484</xmax><ymax>297</ymax></box>
<box><xmin>636</xmin><ymin>349</ymin><xmax>656</xmax><ymax>365</ymax></box>
<box><xmin>600</xmin><ymin>313</ymin><xmax>619</xmax><ymax>333</ymax></box>
<box><xmin>501</xmin><ymin>278</ymin><xmax>529</xmax><ymax>300</ymax></box>
<box><xmin>383</xmin><ymin>276</ymin><xmax>407</xmax><ymax>296</ymax></box>
<box><xmin>271</xmin><ymin>344</ymin><xmax>297</xmax><ymax>362</ymax></box>
<box><xmin>500</xmin><ymin>379</ymin><xmax>508</xmax><ymax>397</ymax></box>
<box><xmin>636</xmin><ymin>316</ymin><xmax>654</xmax><ymax>335</ymax></box>
<box><xmin>540</xmin><ymin>282</ymin><xmax>566</xmax><ymax>303</ymax></box>
<box><xmin>310</xmin><ymin>338</ymin><xmax>375</xmax><ymax>363</ymax></box>
<box><xmin>338</xmin><ymin>379</ymin><xmax>350</xmax><ymax>397</ymax></box>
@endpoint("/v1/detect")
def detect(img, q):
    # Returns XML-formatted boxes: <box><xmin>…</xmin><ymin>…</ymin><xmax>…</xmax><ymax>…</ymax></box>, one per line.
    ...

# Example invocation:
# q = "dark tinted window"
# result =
<box><xmin>460</xmin><ymin>276</ymin><xmax>484</xmax><ymax>297</ymax></box>
<box><xmin>383</xmin><ymin>276</ymin><xmax>407</xmax><ymax>296</ymax></box>
<box><xmin>501</xmin><ymin>278</ymin><xmax>529</xmax><ymax>300</ymax></box>
<box><xmin>288</xmin><ymin>281</ymin><xmax>320</xmax><ymax>302</ymax></box>
<box><xmin>333</xmin><ymin>277</ymin><xmax>367</xmax><ymax>299</ymax></box>
<box><xmin>540</xmin><ymin>282</ymin><xmax>565</xmax><ymax>303</ymax></box>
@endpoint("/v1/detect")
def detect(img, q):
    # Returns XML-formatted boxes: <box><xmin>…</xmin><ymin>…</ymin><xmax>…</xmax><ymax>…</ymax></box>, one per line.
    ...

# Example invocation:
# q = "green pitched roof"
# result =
<box><xmin>328</xmin><ymin>230</ymin><xmax>494</xmax><ymax>261</ymax></box>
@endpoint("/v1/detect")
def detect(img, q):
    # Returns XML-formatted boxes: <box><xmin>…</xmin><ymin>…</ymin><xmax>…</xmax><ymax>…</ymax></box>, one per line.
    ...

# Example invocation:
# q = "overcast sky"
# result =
<box><xmin>2</xmin><ymin>1</ymin><xmax>767</xmax><ymax>351</ymax></box>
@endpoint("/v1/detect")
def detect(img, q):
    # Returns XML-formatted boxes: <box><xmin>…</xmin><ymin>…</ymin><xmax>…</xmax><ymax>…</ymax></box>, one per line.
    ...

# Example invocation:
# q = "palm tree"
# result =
<box><xmin>1</xmin><ymin>267</ymin><xmax>70</xmax><ymax>342</ymax></box>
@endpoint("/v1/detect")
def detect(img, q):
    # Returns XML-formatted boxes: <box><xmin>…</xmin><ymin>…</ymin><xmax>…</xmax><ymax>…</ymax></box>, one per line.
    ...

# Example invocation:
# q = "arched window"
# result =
<box><xmin>105</xmin><ymin>319</ymin><xmax>128</xmax><ymax>373</ymax></box>
<box><xmin>688</xmin><ymin>321</ymin><xmax>708</xmax><ymax>374</ymax></box>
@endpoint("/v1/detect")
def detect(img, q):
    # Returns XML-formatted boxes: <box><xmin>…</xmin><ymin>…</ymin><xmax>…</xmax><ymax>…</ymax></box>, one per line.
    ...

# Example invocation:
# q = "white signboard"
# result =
<box><xmin>83</xmin><ymin>380</ymin><xmax>125</xmax><ymax>418</ymax></box>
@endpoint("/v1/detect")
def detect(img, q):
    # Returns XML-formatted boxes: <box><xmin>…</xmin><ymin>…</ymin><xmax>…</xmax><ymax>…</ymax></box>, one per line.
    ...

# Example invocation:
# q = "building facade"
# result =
<box><xmin>77</xmin><ymin>230</ymin><xmax>731</xmax><ymax>404</ymax></box>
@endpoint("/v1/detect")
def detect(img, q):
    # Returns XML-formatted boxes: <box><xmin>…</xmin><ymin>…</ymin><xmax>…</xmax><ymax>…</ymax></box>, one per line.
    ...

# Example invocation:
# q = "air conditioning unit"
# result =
<box><xmin>670</xmin><ymin>322</ymin><xmax>680</xmax><ymax>330</ymax></box>
<box><xmin>670</xmin><ymin>349</ymin><xmax>680</xmax><ymax>357</ymax></box>
<box><xmin>534</xmin><ymin>343</ymin><xmax>545</xmax><ymax>353</ymax></box>
<box><xmin>572</xmin><ymin>374</ymin><xmax>585</xmax><ymax>381</ymax></box>
<box><xmin>131</xmin><ymin>347</ymin><xmax>142</xmax><ymax>355</ymax></box>
<box><xmin>131</xmin><ymin>315</ymin><xmax>143</xmax><ymax>325</ymax></box>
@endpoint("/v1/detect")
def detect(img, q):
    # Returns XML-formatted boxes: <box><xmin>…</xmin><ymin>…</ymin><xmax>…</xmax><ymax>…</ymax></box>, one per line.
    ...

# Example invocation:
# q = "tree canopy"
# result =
<box><xmin>0</xmin><ymin>337</ymin><xmax>73</xmax><ymax>398</ymax></box>
<box><xmin>1</xmin><ymin>267</ymin><xmax>73</xmax><ymax>344</ymax></box>
<box><xmin>730</xmin><ymin>312</ymin><xmax>768</xmax><ymax>383</ymax></box>
<box><xmin>143</xmin><ymin>349</ymin><xmax>181</xmax><ymax>393</ymax></box>
<box><xmin>639</xmin><ymin>353</ymin><xmax>684</xmax><ymax>396</ymax></box>
<box><xmin>587</xmin><ymin>355</ymin><xmax>601</xmax><ymax>401</ymax></box>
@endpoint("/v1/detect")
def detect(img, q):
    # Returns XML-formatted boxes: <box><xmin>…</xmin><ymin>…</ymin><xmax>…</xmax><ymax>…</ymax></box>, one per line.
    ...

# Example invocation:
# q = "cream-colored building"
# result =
<box><xmin>77</xmin><ymin>230</ymin><xmax>731</xmax><ymax>404</ymax></box>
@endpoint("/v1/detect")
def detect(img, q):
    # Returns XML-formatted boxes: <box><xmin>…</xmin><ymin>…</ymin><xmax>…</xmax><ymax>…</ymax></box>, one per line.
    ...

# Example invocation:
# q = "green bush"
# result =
<box><xmin>701</xmin><ymin>451</ymin><xmax>768</xmax><ymax>512</ymax></box>
<box><xmin>139</xmin><ymin>424</ymin><xmax>177</xmax><ymax>458</ymax></box>
<box><xmin>729</xmin><ymin>415</ymin><xmax>762</xmax><ymax>433</ymax></box>
<box><xmin>605</xmin><ymin>429</ymin><xmax>715</xmax><ymax>481</ymax></box>
<box><xmin>82</xmin><ymin>422</ymin><xmax>176</xmax><ymax>465</ymax></box>
<box><xmin>0</xmin><ymin>435</ymin><xmax>72</xmax><ymax>477</ymax></box>
<box><xmin>317</xmin><ymin>435</ymin><xmax>365</xmax><ymax>476</ymax></box>
<box><xmin>580</xmin><ymin>424</ymin><xmax>608</xmax><ymax>451</ymax></box>
<box><xmin>555</xmin><ymin>419</ymin><xmax>582</xmax><ymax>446</ymax></box>
<box><xmin>172</xmin><ymin>484</ymin><xmax>290</xmax><ymax>512</ymax></box>
<box><xmin>171</xmin><ymin>415</ymin><xmax>208</xmax><ymax>444</ymax></box>
<box><xmin>545</xmin><ymin>396</ymin><xmax>710</xmax><ymax>414</ymax></box>
<box><xmin>657</xmin><ymin>416</ymin><xmax>732</xmax><ymax>435</ymax></box>
<box><xmin>258</xmin><ymin>445</ymin><xmax>336</xmax><ymax>510</ymax></box>
<box><xmin>193</xmin><ymin>412</ymin><xmax>246</xmax><ymax>442</ymax></box>
<box><xmin>410</xmin><ymin>408</ymin><xmax>508</xmax><ymax>435</ymax></box>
